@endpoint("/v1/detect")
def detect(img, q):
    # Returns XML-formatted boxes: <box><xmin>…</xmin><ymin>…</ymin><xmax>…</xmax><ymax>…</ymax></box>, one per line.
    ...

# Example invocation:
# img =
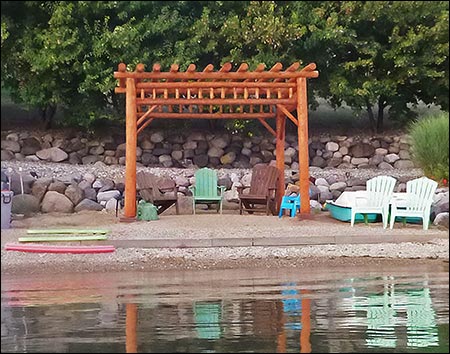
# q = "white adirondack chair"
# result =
<box><xmin>350</xmin><ymin>175</ymin><xmax>397</xmax><ymax>228</ymax></box>
<box><xmin>389</xmin><ymin>177</ymin><xmax>438</xmax><ymax>230</ymax></box>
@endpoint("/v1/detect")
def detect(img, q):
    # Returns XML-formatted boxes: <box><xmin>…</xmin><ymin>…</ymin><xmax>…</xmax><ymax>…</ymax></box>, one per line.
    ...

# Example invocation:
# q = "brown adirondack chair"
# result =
<box><xmin>237</xmin><ymin>165</ymin><xmax>279</xmax><ymax>215</ymax></box>
<box><xmin>136</xmin><ymin>171</ymin><xmax>179</xmax><ymax>215</ymax></box>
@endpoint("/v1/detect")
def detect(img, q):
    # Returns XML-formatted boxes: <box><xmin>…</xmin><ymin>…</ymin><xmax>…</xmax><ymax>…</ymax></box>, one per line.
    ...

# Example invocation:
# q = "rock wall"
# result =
<box><xmin>1</xmin><ymin>128</ymin><xmax>416</xmax><ymax>170</ymax></box>
<box><xmin>3</xmin><ymin>160</ymin><xmax>448</xmax><ymax>229</ymax></box>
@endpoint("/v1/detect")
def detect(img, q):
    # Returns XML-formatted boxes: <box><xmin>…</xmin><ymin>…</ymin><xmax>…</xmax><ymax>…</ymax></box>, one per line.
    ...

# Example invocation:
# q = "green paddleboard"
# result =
<box><xmin>19</xmin><ymin>235</ymin><xmax>108</xmax><ymax>242</ymax></box>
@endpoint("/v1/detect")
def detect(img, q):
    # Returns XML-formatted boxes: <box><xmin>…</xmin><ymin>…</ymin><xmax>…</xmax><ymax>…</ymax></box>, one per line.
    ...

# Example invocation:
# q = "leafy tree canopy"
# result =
<box><xmin>1</xmin><ymin>1</ymin><xmax>448</xmax><ymax>133</ymax></box>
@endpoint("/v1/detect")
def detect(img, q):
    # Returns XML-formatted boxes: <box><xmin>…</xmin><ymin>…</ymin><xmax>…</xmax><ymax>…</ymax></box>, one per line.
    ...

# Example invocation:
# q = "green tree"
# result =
<box><xmin>292</xmin><ymin>1</ymin><xmax>449</xmax><ymax>133</ymax></box>
<box><xmin>1</xmin><ymin>1</ymin><xmax>448</xmax><ymax>133</ymax></box>
<box><xmin>1</xmin><ymin>1</ymin><xmax>201</xmax><ymax>129</ymax></box>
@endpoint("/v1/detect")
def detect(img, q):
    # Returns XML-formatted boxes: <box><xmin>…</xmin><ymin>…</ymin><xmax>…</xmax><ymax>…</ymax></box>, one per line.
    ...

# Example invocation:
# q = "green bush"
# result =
<box><xmin>408</xmin><ymin>112</ymin><xmax>449</xmax><ymax>183</ymax></box>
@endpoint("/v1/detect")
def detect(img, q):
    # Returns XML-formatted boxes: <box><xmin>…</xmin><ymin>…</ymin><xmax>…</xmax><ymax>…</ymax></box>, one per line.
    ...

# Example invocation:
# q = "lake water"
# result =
<box><xmin>1</xmin><ymin>261</ymin><xmax>449</xmax><ymax>353</ymax></box>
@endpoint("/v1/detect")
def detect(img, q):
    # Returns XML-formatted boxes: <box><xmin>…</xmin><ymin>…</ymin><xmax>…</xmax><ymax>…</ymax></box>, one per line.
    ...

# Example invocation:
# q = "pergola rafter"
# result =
<box><xmin>114</xmin><ymin>62</ymin><xmax>318</xmax><ymax>218</ymax></box>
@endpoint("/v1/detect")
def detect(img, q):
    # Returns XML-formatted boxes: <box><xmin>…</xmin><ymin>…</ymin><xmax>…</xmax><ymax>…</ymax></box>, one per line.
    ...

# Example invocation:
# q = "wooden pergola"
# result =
<box><xmin>114</xmin><ymin>62</ymin><xmax>319</xmax><ymax>218</ymax></box>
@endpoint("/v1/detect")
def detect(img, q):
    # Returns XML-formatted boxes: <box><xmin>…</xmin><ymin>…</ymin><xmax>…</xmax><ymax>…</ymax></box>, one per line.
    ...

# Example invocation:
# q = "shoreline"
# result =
<box><xmin>2</xmin><ymin>240</ymin><xmax>448</xmax><ymax>276</ymax></box>
<box><xmin>2</xmin><ymin>250</ymin><xmax>448</xmax><ymax>276</ymax></box>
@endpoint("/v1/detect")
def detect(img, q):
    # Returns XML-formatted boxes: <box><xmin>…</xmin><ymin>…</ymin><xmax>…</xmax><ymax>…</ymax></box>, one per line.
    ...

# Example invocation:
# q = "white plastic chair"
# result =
<box><xmin>350</xmin><ymin>176</ymin><xmax>397</xmax><ymax>228</ymax></box>
<box><xmin>389</xmin><ymin>177</ymin><xmax>438</xmax><ymax>230</ymax></box>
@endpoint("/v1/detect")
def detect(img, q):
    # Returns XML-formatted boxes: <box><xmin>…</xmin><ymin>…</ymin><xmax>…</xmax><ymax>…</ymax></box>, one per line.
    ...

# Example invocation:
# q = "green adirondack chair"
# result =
<box><xmin>389</xmin><ymin>177</ymin><xmax>438</xmax><ymax>230</ymax></box>
<box><xmin>350</xmin><ymin>175</ymin><xmax>397</xmax><ymax>228</ymax></box>
<box><xmin>189</xmin><ymin>168</ymin><xmax>225</xmax><ymax>214</ymax></box>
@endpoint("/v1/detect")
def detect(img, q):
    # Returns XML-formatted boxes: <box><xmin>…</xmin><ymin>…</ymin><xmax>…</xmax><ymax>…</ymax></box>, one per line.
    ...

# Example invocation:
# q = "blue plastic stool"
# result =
<box><xmin>278</xmin><ymin>195</ymin><xmax>301</xmax><ymax>218</ymax></box>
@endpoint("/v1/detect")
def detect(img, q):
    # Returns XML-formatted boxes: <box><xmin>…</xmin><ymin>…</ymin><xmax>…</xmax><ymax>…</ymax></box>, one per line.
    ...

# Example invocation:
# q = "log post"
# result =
<box><xmin>275</xmin><ymin>109</ymin><xmax>286</xmax><ymax>212</ymax></box>
<box><xmin>297</xmin><ymin>78</ymin><xmax>310</xmax><ymax>215</ymax></box>
<box><xmin>124</xmin><ymin>78</ymin><xmax>137</xmax><ymax>218</ymax></box>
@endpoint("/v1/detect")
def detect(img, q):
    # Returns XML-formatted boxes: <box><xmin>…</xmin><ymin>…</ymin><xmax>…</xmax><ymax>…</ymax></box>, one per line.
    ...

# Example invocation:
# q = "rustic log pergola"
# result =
<box><xmin>114</xmin><ymin>62</ymin><xmax>318</xmax><ymax>218</ymax></box>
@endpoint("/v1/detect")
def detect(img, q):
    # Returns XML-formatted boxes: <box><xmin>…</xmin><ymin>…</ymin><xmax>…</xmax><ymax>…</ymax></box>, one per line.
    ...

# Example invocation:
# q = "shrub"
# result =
<box><xmin>408</xmin><ymin>112</ymin><xmax>449</xmax><ymax>183</ymax></box>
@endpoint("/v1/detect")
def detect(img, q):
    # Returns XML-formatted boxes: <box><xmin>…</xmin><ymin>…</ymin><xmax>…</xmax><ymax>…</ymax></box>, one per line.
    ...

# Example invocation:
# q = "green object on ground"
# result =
<box><xmin>27</xmin><ymin>229</ymin><xmax>110</xmax><ymax>234</ymax></box>
<box><xmin>19</xmin><ymin>235</ymin><xmax>108</xmax><ymax>242</ymax></box>
<box><xmin>137</xmin><ymin>200</ymin><xmax>159</xmax><ymax>221</ymax></box>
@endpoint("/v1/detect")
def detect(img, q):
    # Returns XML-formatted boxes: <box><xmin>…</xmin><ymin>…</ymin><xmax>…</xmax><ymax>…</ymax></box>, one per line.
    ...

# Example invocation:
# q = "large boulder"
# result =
<box><xmin>349</xmin><ymin>143</ymin><xmax>375</xmax><ymax>158</ymax></box>
<box><xmin>36</xmin><ymin>147</ymin><xmax>68</xmax><ymax>162</ymax></box>
<box><xmin>41</xmin><ymin>191</ymin><xmax>74</xmax><ymax>213</ymax></box>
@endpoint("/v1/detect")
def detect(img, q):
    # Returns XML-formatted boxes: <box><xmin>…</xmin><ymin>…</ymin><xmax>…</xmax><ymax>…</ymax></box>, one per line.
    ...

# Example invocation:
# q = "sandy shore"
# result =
<box><xmin>1</xmin><ymin>210</ymin><xmax>448</xmax><ymax>275</ymax></box>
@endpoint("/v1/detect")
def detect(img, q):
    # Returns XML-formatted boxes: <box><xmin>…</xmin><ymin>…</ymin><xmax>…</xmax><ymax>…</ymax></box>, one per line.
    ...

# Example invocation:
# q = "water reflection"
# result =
<box><xmin>194</xmin><ymin>301</ymin><xmax>222</xmax><ymax>340</ymax></box>
<box><xmin>350</xmin><ymin>278</ymin><xmax>439</xmax><ymax>349</ymax></box>
<box><xmin>1</xmin><ymin>264</ymin><xmax>449</xmax><ymax>353</ymax></box>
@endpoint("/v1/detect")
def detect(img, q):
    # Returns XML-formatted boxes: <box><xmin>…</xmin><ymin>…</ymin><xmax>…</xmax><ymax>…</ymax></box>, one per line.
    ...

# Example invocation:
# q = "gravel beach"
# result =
<box><xmin>1</xmin><ymin>210</ymin><xmax>448</xmax><ymax>276</ymax></box>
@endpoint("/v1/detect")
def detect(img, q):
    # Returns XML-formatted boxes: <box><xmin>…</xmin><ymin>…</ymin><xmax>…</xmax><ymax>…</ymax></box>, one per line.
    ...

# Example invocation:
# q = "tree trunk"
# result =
<box><xmin>41</xmin><ymin>104</ymin><xmax>56</xmax><ymax>130</ymax></box>
<box><xmin>365</xmin><ymin>99</ymin><xmax>376</xmax><ymax>133</ymax></box>
<box><xmin>376</xmin><ymin>98</ymin><xmax>386</xmax><ymax>133</ymax></box>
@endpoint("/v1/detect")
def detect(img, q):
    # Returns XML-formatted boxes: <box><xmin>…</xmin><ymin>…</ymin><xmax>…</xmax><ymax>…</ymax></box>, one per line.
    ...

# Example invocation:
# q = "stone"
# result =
<box><xmin>433</xmin><ymin>212</ymin><xmax>449</xmax><ymax>229</ymax></box>
<box><xmin>150</xmin><ymin>131</ymin><xmax>164</xmax><ymax>143</ymax></box>
<box><xmin>349</xmin><ymin>143</ymin><xmax>375</xmax><ymax>158</ymax></box>
<box><xmin>82</xmin><ymin>155</ymin><xmax>102</xmax><ymax>165</ymax></box>
<box><xmin>48</xmin><ymin>181</ymin><xmax>67</xmax><ymax>194</ymax></box>
<box><xmin>325</xmin><ymin>141</ymin><xmax>339</xmax><ymax>152</ymax></box>
<box><xmin>378</xmin><ymin>162</ymin><xmax>395</xmax><ymax>170</ymax></box>
<box><xmin>311</xmin><ymin>156</ymin><xmax>326</xmax><ymax>168</ymax></box>
<box><xmin>351</xmin><ymin>157</ymin><xmax>369</xmax><ymax>166</ymax></box>
<box><xmin>220</xmin><ymin>151</ymin><xmax>236</xmax><ymax>165</ymax></box>
<box><xmin>329</xmin><ymin>182</ymin><xmax>347</xmax><ymax>191</ymax></box>
<box><xmin>375</xmin><ymin>148</ymin><xmax>388</xmax><ymax>156</ymax></box>
<box><xmin>64</xmin><ymin>184</ymin><xmax>84</xmax><ymax>205</ymax></box>
<box><xmin>207</xmin><ymin>147</ymin><xmax>224</xmax><ymax>158</ymax></box>
<box><xmin>384</xmin><ymin>153</ymin><xmax>400</xmax><ymax>164</ymax></box>
<box><xmin>1</xmin><ymin>140</ymin><xmax>21</xmax><ymax>153</ymax></box>
<box><xmin>41</xmin><ymin>191</ymin><xmax>74</xmax><ymax>213</ymax></box>
<box><xmin>171</xmin><ymin>150</ymin><xmax>183</xmax><ymax>161</ymax></box>
<box><xmin>393</xmin><ymin>160</ymin><xmax>415</xmax><ymax>169</ymax></box>
<box><xmin>97</xmin><ymin>190</ymin><xmax>121</xmax><ymax>202</ymax></box>
<box><xmin>36</xmin><ymin>147</ymin><xmax>68</xmax><ymax>162</ymax></box>
<box><xmin>21</xmin><ymin>137</ymin><xmax>41</xmax><ymax>155</ymax></box>
<box><xmin>74</xmin><ymin>198</ymin><xmax>104</xmax><ymax>212</ymax></box>
<box><xmin>31</xmin><ymin>177</ymin><xmax>53</xmax><ymax>202</ymax></box>
<box><xmin>193</xmin><ymin>155</ymin><xmax>208</xmax><ymax>168</ymax></box>
<box><xmin>1</xmin><ymin>150</ymin><xmax>14</xmax><ymax>160</ymax></box>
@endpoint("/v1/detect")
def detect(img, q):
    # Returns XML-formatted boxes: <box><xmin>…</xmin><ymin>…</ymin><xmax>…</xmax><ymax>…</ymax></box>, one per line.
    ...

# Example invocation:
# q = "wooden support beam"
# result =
<box><xmin>114</xmin><ymin>70</ymin><xmax>319</xmax><ymax>80</ymax></box>
<box><xmin>257</xmin><ymin>118</ymin><xmax>276</xmax><ymax>137</ymax></box>
<box><xmin>218</xmin><ymin>62</ymin><xmax>232</xmax><ymax>74</ymax></box>
<box><xmin>137</xmin><ymin>98</ymin><xmax>295</xmax><ymax>106</ymax></box>
<box><xmin>186</xmin><ymin>63</ymin><xmax>196</xmax><ymax>72</ymax></box>
<box><xmin>136</xmin><ymin>105</ymin><xmax>157</xmax><ymax>126</ymax></box>
<box><xmin>277</xmin><ymin>104</ymin><xmax>298</xmax><ymax>126</ymax></box>
<box><xmin>134</xmin><ymin>112</ymin><xmax>276</xmax><ymax>119</ymax></box>
<box><xmin>124</xmin><ymin>78</ymin><xmax>137</xmax><ymax>218</ymax></box>
<box><xmin>118</xmin><ymin>63</ymin><xmax>127</xmax><ymax>89</ymax></box>
<box><xmin>297</xmin><ymin>78</ymin><xmax>310</xmax><ymax>215</ymax></box>
<box><xmin>137</xmin><ymin>118</ymin><xmax>154</xmax><ymax>135</ymax></box>
<box><xmin>275</xmin><ymin>110</ymin><xmax>286</xmax><ymax>212</ymax></box>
